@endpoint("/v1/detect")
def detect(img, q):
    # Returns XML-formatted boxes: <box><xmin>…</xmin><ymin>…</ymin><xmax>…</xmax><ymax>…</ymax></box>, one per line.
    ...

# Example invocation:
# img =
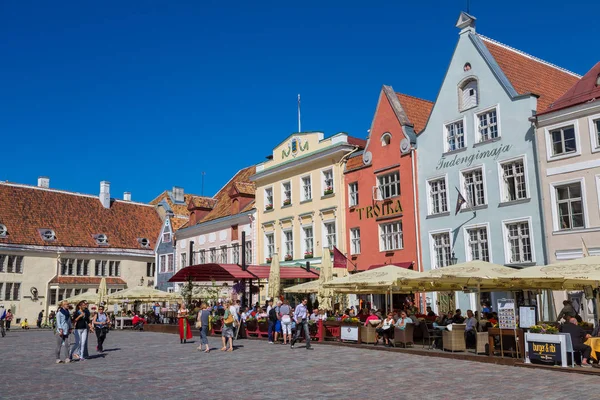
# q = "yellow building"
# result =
<box><xmin>251</xmin><ymin>132</ymin><xmax>364</xmax><ymax>268</ymax></box>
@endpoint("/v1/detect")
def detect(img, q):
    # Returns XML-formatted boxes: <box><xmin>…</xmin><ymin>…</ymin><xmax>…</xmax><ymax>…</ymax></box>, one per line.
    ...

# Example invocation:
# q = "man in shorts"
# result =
<box><xmin>279</xmin><ymin>300</ymin><xmax>292</xmax><ymax>345</ymax></box>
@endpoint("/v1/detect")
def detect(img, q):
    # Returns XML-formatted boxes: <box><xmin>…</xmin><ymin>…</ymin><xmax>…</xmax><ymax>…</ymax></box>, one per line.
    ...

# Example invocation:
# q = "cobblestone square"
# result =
<box><xmin>1</xmin><ymin>330</ymin><xmax>599</xmax><ymax>399</ymax></box>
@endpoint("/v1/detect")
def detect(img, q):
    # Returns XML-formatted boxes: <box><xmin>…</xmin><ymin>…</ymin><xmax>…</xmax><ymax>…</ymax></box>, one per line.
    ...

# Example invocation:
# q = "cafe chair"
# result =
<box><xmin>442</xmin><ymin>324</ymin><xmax>466</xmax><ymax>352</ymax></box>
<box><xmin>391</xmin><ymin>324</ymin><xmax>414</xmax><ymax>348</ymax></box>
<box><xmin>422</xmin><ymin>323</ymin><xmax>442</xmax><ymax>350</ymax></box>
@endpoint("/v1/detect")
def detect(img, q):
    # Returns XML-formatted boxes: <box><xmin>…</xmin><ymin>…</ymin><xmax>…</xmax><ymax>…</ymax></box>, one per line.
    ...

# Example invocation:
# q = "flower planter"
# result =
<box><xmin>212</xmin><ymin>320</ymin><xmax>223</xmax><ymax>335</ymax></box>
<box><xmin>266</xmin><ymin>258</ymin><xmax>272</xmax><ymax>264</ymax></box>
<box><xmin>284</xmin><ymin>256</ymin><xmax>293</xmax><ymax>261</ymax></box>
<box><xmin>265</xmin><ymin>205</ymin><xmax>273</xmax><ymax>211</ymax></box>
<box><xmin>283</xmin><ymin>200</ymin><xmax>291</xmax><ymax>206</ymax></box>
<box><xmin>323</xmin><ymin>190</ymin><xmax>333</xmax><ymax>196</ymax></box>
<box><xmin>257</xmin><ymin>320</ymin><xmax>269</xmax><ymax>338</ymax></box>
<box><xmin>304</xmin><ymin>254</ymin><xmax>313</xmax><ymax>259</ymax></box>
<box><xmin>324</xmin><ymin>320</ymin><xmax>342</xmax><ymax>326</ymax></box>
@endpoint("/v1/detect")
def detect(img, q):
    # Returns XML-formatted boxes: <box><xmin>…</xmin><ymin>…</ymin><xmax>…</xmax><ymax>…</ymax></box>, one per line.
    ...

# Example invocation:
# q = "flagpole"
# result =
<box><xmin>297</xmin><ymin>94</ymin><xmax>301</xmax><ymax>132</ymax></box>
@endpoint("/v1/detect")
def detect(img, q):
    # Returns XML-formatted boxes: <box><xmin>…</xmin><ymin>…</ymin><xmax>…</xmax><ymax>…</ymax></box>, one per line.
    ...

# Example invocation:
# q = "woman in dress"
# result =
<box><xmin>196</xmin><ymin>303</ymin><xmax>211</xmax><ymax>353</ymax></box>
<box><xmin>221</xmin><ymin>300</ymin><xmax>234</xmax><ymax>352</ymax></box>
<box><xmin>178</xmin><ymin>302</ymin><xmax>193</xmax><ymax>344</ymax></box>
<box><xmin>92</xmin><ymin>305</ymin><xmax>111</xmax><ymax>352</ymax></box>
<box><xmin>70</xmin><ymin>301</ymin><xmax>90</xmax><ymax>361</ymax></box>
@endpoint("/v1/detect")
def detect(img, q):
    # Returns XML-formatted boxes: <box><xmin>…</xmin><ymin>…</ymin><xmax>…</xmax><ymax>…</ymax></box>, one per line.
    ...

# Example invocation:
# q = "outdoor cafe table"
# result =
<box><xmin>584</xmin><ymin>337</ymin><xmax>600</xmax><ymax>361</ymax></box>
<box><xmin>487</xmin><ymin>328</ymin><xmax>525</xmax><ymax>358</ymax></box>
<box><xmin>115</xmin><ymin>317</ymin><xmax>133</xmax><ymax>329</ymax></box>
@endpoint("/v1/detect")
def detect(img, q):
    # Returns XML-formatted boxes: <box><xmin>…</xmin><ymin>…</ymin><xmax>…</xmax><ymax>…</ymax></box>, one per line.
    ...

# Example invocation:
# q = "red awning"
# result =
<box><xmin>168</xmin><ymin>264</ymin><xmax>319</xmax><ymax>282</ymax></box>
<box><xmin>368</xmin><ymin>262</ymin><xmax>414</xmax><ymax>270</ymax></box>
<box><xmin>247</xmin><ymin>266</ymin><xmax>319</xmax><ymax>279</ymax></box>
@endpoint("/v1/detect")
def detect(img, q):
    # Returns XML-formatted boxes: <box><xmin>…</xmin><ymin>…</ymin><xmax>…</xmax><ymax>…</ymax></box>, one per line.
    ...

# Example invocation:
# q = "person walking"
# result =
<box><xmin>70</xmin><ymin>301</ymin><xmax>90</xmax><ymax>361</ymax></box>
<box><xmin>92</xmin><ymin>305</ymin><xmax>111</xmax><ymax>353</ymax></box>
<box><xmin>55</xmin><ymin>301</ymin><xmax>73</xmax><ymax>364</ymax></box>
<box><xmin>267</xmin><ymin>300</ymin><xmax>277</xmax><ymax>344</ymax></box>
<box><xmin>177</xmin><ymin>302</ymin><xmax>192</xmax><ymax>344</ymax></box>
<box><xmin>196</xmin><ymin>303</ymin><xmax>211</xmax><ymax>353</ymax></box>
<box><xmin>37</xmin><ymin>310</ymin><xmax>44</xmax><ymax>328</ymax></box>
<box><xmin>5</xmin><ymin>309</ymin><xmax>13</xmax><ymax>331</ymax></box>
<box><xmin>290</xmin><ymin>298</ymin><xmax>312</xmax><ymax>350</ymax></box>
<box><xmin>221</xmin><ymin>300</ymin><xmax>234</xmax><ymax>352</ymax></box>
<box><xmin>279</xmin><ymin>300</ymin><xmax>292</xmax><ymax>345</ymax></box>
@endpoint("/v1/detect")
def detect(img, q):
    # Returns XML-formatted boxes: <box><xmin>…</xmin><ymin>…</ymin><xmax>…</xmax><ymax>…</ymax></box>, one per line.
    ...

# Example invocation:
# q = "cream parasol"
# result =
<box><xmin>104</xmin><ymin>286</ymin><xmax>181</xmax><ymax>304</ymax></box>
<box><xmin>97</xmin><ymin>277</ymin><xmax>108</xmax><ymax>305</ymax></box>
<box><xmin>324</xmin><ymin>265</ymin><xmax>423</xmax><ymax>294</ymax></box>
<box><xmin>316</xmin><ymin>247</ymin><xmax>334</xmax><ymax>310</ymax></box>
<box><xmin>283</xmin><ymin>279</ymin><xmax>320</xmax><ymax>294</ymax></box>
<box><xmin>63</xmin><ymin>290</ymin><xmax>97</xmax><ymax>304</ymax></box>
<box><xmin>267</xmin><ymin>253</ymin><xmax>281</xmax><ymax>300</ymax></box>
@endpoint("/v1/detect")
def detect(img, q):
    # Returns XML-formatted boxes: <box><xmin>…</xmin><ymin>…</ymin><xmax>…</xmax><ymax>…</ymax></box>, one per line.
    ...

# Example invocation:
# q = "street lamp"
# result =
<box><xmin>450</xmin><ymin>252</ymin><xmax>458</xmax><ymax>266</ymax></box>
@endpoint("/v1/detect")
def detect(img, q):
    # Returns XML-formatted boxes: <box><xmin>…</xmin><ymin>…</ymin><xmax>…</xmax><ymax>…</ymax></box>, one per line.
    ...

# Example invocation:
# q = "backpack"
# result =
<box><xmin>269</xmin><ymin>308</ymin><xmax>278</xmax><ymax>322</ymax></box>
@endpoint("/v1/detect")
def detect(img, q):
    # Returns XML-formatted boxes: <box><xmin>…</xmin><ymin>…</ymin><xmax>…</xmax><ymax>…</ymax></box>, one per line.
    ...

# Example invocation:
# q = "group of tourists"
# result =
<box><xmin>54</xmin><ymin>300</ymin><xmax>111</xmax><ymax>364</ymax></box>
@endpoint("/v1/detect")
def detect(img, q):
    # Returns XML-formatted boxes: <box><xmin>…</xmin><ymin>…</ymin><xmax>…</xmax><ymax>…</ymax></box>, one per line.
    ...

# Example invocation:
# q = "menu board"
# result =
<box><xmin>519</xmin><ymin>306</ymin><xmax>537</xmax><ymax>329</ymax></box>
<box><xmin>497</xmin><ymin>299</ymin><xmax>516</xmax><ymax>329</ymax></box>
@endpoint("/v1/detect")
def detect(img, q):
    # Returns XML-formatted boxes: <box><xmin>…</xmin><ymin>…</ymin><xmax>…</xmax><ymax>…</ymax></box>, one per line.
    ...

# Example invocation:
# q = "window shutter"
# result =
<box><xmin>461</xmin><ymin>80</ymin><xmax>478</xmax><ymax>109</ymax></box>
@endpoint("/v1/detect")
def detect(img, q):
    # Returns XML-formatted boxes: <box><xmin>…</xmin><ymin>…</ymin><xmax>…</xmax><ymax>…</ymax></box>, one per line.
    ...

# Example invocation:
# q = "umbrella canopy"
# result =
<box><xmin>97</xmin><ymin>277</ymin><xmax>108</xmax><ymax>305</ymax></box>
<box><xmin>283</xmin><ymin>279</ymin><xmax>320</xmax><ymax>294</ymax></box>
<box><xmin>63</xmin><ymin>290</ymin><xmax>97</xmax><ymax>305</ymax></box>
<box><xmin>317</xmin><ymin>248</ymin><xmax>334</xmax><ymax>310</ymax></box>
<box><xmin>267</xmin><ymin>254</ymin><xmax>281</xmax><ymax>300</ymax></box>
<box><xmin>414</xmin><ymin>260</ymin><xmax>518</xmax><ymax>291</ymax></box>
<box><xmin>104</xmin><ymin>286</ymin><xmax>181</xmax><ymax>304</ymax></box>
<box><xmin>324</xmin><ymin>265</ymin><xmax>423</xmax><ymax>294</ymax></box>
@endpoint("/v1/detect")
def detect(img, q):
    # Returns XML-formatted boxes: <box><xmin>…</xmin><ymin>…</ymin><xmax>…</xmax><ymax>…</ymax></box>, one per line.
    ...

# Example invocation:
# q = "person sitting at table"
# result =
<box><xmin>560</xmin><ymin>317</ymin><xmax>593</xmax><ymax>367</ymax></box>
<box><xmin>557</xmin><ymin>300</ymin><xmax>579</xmax><ymax>323</ymax></box>
<box><xmin>376</xmin><ymin>312</ymin><xmax>395</xmax><ymax>346</ymax></box>
<box><xmin>464</xmin><ymin>310</ymin><xmax>477</xmax><ymax>347</ymax></box>
<box><xmin>426</xmin><ymin>306</ymin><xmax>436</xmax><ymax>317</ymax></box>
<box><xmin>452</xmin><ymin>309</ymin><xmax>465</xmax><ymax>324</ymax></box>
<box><xmin>395</xmin><ymin>311</ymin><xmax>412</xmax><ymax>330</ymax></box>
<box><xmin>407</xmin><ymin>310</ymin><xmax>420</xmax><ymax>326</ymax></box>
<box><xmin>309</xmin><ymin>309</ymin><xmax>320</xmax><ymax>322</ymax></box>
<box><xmin>132</xmin><ymin>313</ymin><xmax>145</xmax><ymax>331</ymax></box>
<box><xmin>488</xmin><ymin>312</ymin><xmax>498</xmax><ymax>325</ymax></box>
<box><xmin>364</xmin><ymin>309</ymin><xmax>380</xmax><ymax>327</ymax></box>
<box><xmin>482</xmin><ymin>302</ymin><xmax>491</xmax><ymax>313</ymax></box>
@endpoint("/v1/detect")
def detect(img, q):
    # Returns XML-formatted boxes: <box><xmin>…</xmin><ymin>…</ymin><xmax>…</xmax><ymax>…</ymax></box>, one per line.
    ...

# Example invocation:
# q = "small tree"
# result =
<box><xmin>179</xmin><ymin>275</ymin><xmax>195</xmax><ymax>306</ymax></box>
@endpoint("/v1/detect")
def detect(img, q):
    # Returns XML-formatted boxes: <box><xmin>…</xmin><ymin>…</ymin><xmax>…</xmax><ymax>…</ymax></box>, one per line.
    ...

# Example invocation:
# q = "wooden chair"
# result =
<box><xmin>442</xmin><ymin>324</ymin><xmax>466</xmax><ymax>352</ymax></box>
<box><xmin>392</xmin><ymin>323</ymin><xmax>414</xmax><ymax>348</ymax></box>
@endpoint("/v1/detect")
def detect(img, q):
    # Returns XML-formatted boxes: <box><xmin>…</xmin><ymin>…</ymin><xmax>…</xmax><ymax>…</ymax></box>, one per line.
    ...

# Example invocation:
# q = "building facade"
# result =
<box><xmin>0</xmin><ymin>178</ymin><xmax>161</xmax><ymax>324</ymax></box>
<box><xmin>344</xmin><ymin>86</ymin><xmax>432</xmax><ymax>272</ymax></box>
<box><xmin>415</xmin><ymin>13</ymin><xmax>579</xmax><ymax>311</ymax></box>
<box><xmin>150</xmin><ymin>187</ymin><xmax>214</xmax><ymax>291</ymax></box>
<box><xmin>535</xmin><ymin>62</ymin><xmax>600</xmax><ymax>262</ymax></box>
<box><xmin>251</xmin><ymin>132</ymin><xmax>364</xmax><ymax>269</ymax></box>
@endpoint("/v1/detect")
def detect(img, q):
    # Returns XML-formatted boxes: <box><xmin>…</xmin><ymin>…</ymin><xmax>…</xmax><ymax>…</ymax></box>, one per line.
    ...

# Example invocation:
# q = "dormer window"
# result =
<box><xmin>381</xmin><ymin>133</ymin><xmax>392</xmax><ymax>146</ymax></box>
<box><xmin>40</xmin><ymin>229</ymin><xmax>56</xmax><ymax>241</ymax></box>
<box><xmin>139</xmin><ymin>238</ymin><xmax>150</xmax><ymax>248</ymax></box>
<box><xmin>0</xmin><ymin>224</ymin><xmax>7</xmax><ymax>237</ymax></box>
<box><xmin>95</xmin><ymin>234</ymin><xmax>108</xmax><ymax>245</ymax></box>
<box><xmin>459</xmin><ymin>78</ymin><xmax>478</xmax><ymax>111</ymax></box>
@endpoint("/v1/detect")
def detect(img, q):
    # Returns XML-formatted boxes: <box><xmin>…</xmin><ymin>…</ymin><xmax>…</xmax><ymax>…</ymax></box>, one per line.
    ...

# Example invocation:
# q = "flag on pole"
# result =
<box><xmin>455</xmin><ymin>188</ymin><xmax>467</xmax><ymax>215</ymax></box>
<box><xmin>333</xmin><ymin>246</ymin><xmax>348</xmax><ymax>269</ymax></box>
<box><xmin>582</xmin><ymin>237</ymin><xmax>590</xmax><ymax>257</ymax></box>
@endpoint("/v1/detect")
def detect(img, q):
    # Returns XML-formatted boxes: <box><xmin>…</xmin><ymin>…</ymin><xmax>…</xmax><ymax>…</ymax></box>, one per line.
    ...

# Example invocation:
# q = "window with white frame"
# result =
<box><xmin>348</xmin><ymin>182</ymin><xmax>359</xmax><ymax>206</ymax></box>
<box><xmin>500</xmin><ymin>159</ymin><xmax>527</xmax><ymax>202</ymax></box>
<box><xmin>428</xmin><ymin>178</ymin><xmax>448</xmax><ymax>214</ymax></box>
<box><xmin>445</xmin><ymin>119</ymin><xmax>465</xmax><ymax>151</ymax></box>
<box><xmin>505</xmin><ymin>221</ymin><xmax>532</xmax><ymax>263</ymax></box>
<box><xmin>199</xmin><ymin>250</ymin><xmax>206</xmax><ymax>264</ymax></box>
<box><xmin>323</xmin><ymin>169</ymin><xmax>334</xmax><ymax>195</ymax></box>
<box><xmin>265</xmin><ymin>187</ymin><xmax>273</xmax><ymax>210</ymax></box>
<box><xmin>245</xmin><ymin>241</ymin><xmax>252</xmax><ymax>264</ymax></box>
<box><xmin>265</xmin><ymin>233</ymin><xmax>275</xmax><ymax>260</ymax></box>
<box><xmin>432</xmin><ymin>232</ymin><xmax>452</xmax><ymax>268</ymax></box>
<box><xmin>380</xmin><ymin>221</ymin><xmax>403</xmax><ymax>251</ymax></box>
<box><xmin>301</xmin><ymin>176</ymin><xmax>312</xmax><ymax>201</ymax></box>
<box><xmin>550</xmin><ymin>125</ymin><xmax>576</xmax><ymax>156</ymax></box>
<box><xmin>555</xmin><ymin>182</ymin><xmax>584</xmax><ymax>230</ymax></box>
<box><xmin>159</xmin><ymin>255</ymin><xmax>166</xmax><ymax>273</ymax></box>
<box><xmin>350</xmin><ymin>228</ymin><xmax>361</xmax><ymax>255</ymax></box>
<box><xmin>108</xmin><ymin>260</ymin><xmax>121</xmax><ymax>276</ymax></box>
<box><xmin>477</xmin><ymin>108</ymin><xmax>498</xmax><ymax>142</ymax></box>
<box><xmin>324</xmin><ymin>221</ymin><xmax>336</xmax><ymax>249</ymax></box>
<box><xmin>467</xmin><ymin>227</ymin><xmax>489</xmax><ymax>262</ymax></box>
<box><xmin>181</xmin><ymin>253</ymin><xmax>187</xmax><ymax>269</ymax></box>
<box><xmin>95</xmin><ymin>260</ymin><xmax>107</xmax><ymax>276</ymax></box>
<box><xmin>303</xmin><ymin>226</ymin><xmax>314</xmax><ymax>257</ymax></box>
<box><xmin>377</xmin><ymin>171</ymin><xmax>400</xmax><ymax>199</ymax></box>
<box><xmin>593</xmin><ymin>118</ymin><xmax>600</xmax><ymax>149</ymax></box>
<box><xmin>146</xmin><ymin>262</ymin><xmax>155</xmax><ymax>277</ymax></box>
<box><xmin>1</xmin><ymin>255</ymin><xmax>24</xmax><ymax>274</ymax></box>
<box><xmin>459</xmin><ymin>78</ymin><xmax>478</xmax><ymax>111</ymax></box>
<box><xmin>220</xmin><ymin>245</ymin><xmax>228</xmax><ymax>263</ymax></box>
<box><xmin>282</xmin><ymin>181</ymin><xmax>292</xmax><ymax>206</ymax></box>
<box><xmin>209</xmin><ymin>248</ymin><xmax>216</xmax><ymax>263</ymax></box>
<box><xmin>4</xmin><ymin>282</ymin><xmax>21</xmax><ymax>301</ymax></box>
<box><xmin>284</xmin><ymin>230</ymin><xmax>293</xmax><ymax>259</ymax></box>
<box><xmin>462</xmin><ymin>168</ymin><xmax>485</xmax><ymax>207</ymax></box>
<box><xmin>232</xmin><ymin>243</ymin><xmax>240</xmax><ymax>264</ymax></box>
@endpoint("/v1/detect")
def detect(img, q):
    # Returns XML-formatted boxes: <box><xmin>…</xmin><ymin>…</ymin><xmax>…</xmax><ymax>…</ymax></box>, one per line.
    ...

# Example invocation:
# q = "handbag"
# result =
<box><xmin>195</xmin><ymin>312</ymin><xmax>202</xmax><ymax>329</ymax></box>
<box><xmin>223</xmin><ymin>314</ymin><xmax>234</xmax><ymax>325</ymax></box>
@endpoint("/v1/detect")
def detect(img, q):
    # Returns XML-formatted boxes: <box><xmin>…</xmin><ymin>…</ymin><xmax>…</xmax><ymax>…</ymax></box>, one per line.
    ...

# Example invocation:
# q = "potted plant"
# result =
<box><xmin>284</xmin><ymin>254</ymin><xmax>293</xmax><ymax>261</ymax></box>
<box><xmin>324</xmin><ymin>317</ymin><xmax>341</xmax><ymax>326</ymax></box>
<box><xmin>211</xmin><ymin>315</ymin><xmax>223</xmax><ymax>332</ymax></box>
<box><xmin>266</xmin><ymin>257</ymin><xmax>272</xmax><ymax>264</ymax></box>
<box><xmin>304</xmin><ymin>251</ymin><xmax>313</xmax><ymax>259</ymax></box>
<box><xmin>341</xmin><ymin>317</ymin><xmax>361</xmax><ymax>326</ymax></box>
<box><xmin>529</xmin><ymin>324</ymin><xmax>559</xmax><ymax>334</ymax></box>
<box><xmin>245</xmin><ymin>316</ymin><xmax>257</xmax><ymax>332</ymax></box>
<box><xmin>257</xmin><ymin>318</ymin><xmax>268</xmax><ymax>332</ymax></box>
<box><xmin>265</xmin><ymin>204</ymin><xmax>273</xmax><ymax>211</ymax></box>
<box><xmin>323</xmin><ymin>186</ymin><xmax>333</xmax><ymax>196</ymax></box>
<box><xmin>308</xmin><ymin>319</ymin><xmax>319</xmax><ymax>337</ymax></box>
<box><xmin>283</xmin><ymin>199</ymin><xmax>291</xmax><ymax>206</ymax></box>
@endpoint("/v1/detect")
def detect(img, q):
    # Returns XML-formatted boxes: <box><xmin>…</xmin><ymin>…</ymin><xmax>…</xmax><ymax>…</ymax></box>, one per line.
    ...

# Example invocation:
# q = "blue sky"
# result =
<box><xmin>1</xmin><ymin>1</ymin><xmax>598</xmax><ymax>202</ymax></box>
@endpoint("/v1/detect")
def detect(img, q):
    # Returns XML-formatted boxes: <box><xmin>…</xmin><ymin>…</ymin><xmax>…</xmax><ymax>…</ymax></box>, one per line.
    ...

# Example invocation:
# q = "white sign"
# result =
<box><xmin>497</xmin><ymin>298</ymin><xmax>516</xmax><ymax>329</ymax></box>
<box><xmin>340</xmin><ymin>325</ymin><xmax>359</xmax><ymax>341</ymax></box>
<box><xmin>519</xmin><ymin>306</ymin><xmax>537</xmax><ymax>329</ymax></box>
<box><xmin>113</xmin><ymin>304</ymin><xmax>118</xmax><ymax>314</ymax></box>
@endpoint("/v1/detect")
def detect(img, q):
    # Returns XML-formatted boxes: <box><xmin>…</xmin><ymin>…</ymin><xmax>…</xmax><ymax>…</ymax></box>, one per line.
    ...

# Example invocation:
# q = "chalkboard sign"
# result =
<box><xmin>528</xmin><ymin>341</ymin><xmax>562</xmax><ymax>363</ymax></box>
<box><xmin>519</xmin><ymin>306</ymin><xmax>537</xmax><ymax>328</ymax></box>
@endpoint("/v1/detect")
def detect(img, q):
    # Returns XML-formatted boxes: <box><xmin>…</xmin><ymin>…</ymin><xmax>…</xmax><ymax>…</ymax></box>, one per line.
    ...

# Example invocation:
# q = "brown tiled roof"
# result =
<box><xmin>480</xmin><ymin>36</ymin><xmax>581</xmax><ymax>113</ymax></box>
<box><xmin>347</xmin><ymin>136</ymin><xmax>367</xmax><ymax>148</ymax></box>
<box><xmin>396</xmin><ymin>94</ymin><xmax>434</xmax><ymax>134</ymax></box>
<box><xmin>0</xmin><ymin>183</ymin><xmax>162</xmax><ymax>250</ymax></box>
<box><xmin>199</xmin><ymin>166</ymin><xmax>257</xmax><ymax>224</ymax></box>
<box><xmin>49</xmin><ymin>276</ymin><xmax>127</xmax><ymax>285</ymax></box>
<box><xmin>233</xmin><ymin>182</ymin><xmax>255</xmax><ymax>196</ymax></box>
<box><xmin>345</xmin><ymin>153</ymin><xmax>369</xmax><ymax>173</ymax></box>
<box><xmin>540</xmin><ymin>61</ymin><xmax>600</xmax><ymax>115</ymax></box>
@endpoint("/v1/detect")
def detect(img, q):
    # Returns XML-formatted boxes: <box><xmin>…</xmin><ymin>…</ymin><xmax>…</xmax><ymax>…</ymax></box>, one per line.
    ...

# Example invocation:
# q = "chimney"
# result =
<box><xmin>123</xmin><ymin>192</ymin><xmax>131</xmax><ymax>201</ymax></box>
<box><xmin>100</xmin><ymin>181</ymin><xmax>111</xmax><ymax>208</ymax></box>
<box><xmin>38</xmin><ymin>176</ymin><xmax>50</xmax><ymax>188</ymax></box>
<box><xmin>172</xmin><ymin>186</ymin><xmax>184</xmax><ymax>203</ymax></box>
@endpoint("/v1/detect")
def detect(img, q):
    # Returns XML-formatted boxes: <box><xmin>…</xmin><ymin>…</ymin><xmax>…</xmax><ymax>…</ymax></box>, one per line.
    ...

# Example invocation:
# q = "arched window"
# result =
<box><xmin>459</xmin><ymin>78</ymin><xmax>478</xmax><ymax>111</ymax></box>
<box><xmin>381</xmin><ymin>132</ymin><xmax>392</xmax><ymax>146</ymax></box>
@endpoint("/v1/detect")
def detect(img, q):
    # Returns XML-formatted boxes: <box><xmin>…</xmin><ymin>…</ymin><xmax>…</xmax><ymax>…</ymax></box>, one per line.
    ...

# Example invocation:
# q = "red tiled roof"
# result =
<box><xmin>49</xmin><ymin>276</ymin><xmax>127</xmax><ymax>285</ymax></box>
<box><xmin>396</xmin><ymin>94</ymin><xmax>433</xmax><ymax>134</ymax></box>
<box><xmin>347</xmin><ymin>136</ymin><xmax>367</xmax><ymax>148</ymax></box>
<box><xmin>233</xmin><ymin>182</ymin><xmax>256</xmax><ymax>196</ymax></box>
<box><xmin>345</xmin><ymin>155</ymin><xmax>367</xmax><ymax>172</ymax></box>
<box><xmin>480</xmin><ymin>36</ymin><xmax>580</xmax><ymax>113</ymax></box>
<box><xmin>540</xmin><ymin>61</ymin><xmax>600</xmax><ymax>115</ymax></box>
<box><xmin>0</xmin><ymin>183</ymin><xmax>162</xmax><ymax>250</ymax></box>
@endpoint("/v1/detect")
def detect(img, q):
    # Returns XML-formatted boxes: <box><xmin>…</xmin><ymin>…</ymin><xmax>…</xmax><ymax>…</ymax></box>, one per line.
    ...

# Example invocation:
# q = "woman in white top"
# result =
<box><xmin>376</xmin><ymin>312</ymin><xmax>396</xmax><ymax>346</ymax></box>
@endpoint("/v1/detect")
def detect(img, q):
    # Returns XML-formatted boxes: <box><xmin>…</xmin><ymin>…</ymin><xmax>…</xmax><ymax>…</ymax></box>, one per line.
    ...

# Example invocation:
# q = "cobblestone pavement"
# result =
<box><xmin>1</xmin><ymin>330</ymin><xmax>599</xmax><ymax>400</ymax></box>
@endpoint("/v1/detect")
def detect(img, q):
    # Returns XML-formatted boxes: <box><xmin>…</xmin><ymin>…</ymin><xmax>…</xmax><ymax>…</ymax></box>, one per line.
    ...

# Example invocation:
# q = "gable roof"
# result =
<box><xmin>478</xmin><ymin>35</ymin><xmax>581</xmax><ymax>113</ymax></box>
<box><xmin>396</xmin><ymin>93</ymin><xmax>434</xmax><ymax>134</ymax></box>
<box><xmin>149</xmin><ymin>191</ymin><xmax>215</xmax><ymax>231</ymax></box>
<box><xmin>0</xmin><ymin>182</ymin><xmax>162</xmax><ymax>251</ymax></box>
<box><xmin>540</xmin><ymin>61</ymin><xmax>600</xmax><ymax>115</ymax></box>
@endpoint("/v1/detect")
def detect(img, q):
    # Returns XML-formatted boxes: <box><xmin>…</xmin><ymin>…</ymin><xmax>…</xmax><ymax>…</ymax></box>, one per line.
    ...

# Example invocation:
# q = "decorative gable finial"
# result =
<box><xmin>456</xmin><ymin>11</ymin><xmax>476</xmax><ymax>32</ymax></box>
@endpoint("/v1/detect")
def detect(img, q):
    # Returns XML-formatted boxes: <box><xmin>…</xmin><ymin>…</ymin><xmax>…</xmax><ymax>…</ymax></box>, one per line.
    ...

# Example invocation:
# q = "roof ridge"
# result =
<box><xmin>395</xmin><ymin>92</ymin><xmax>434</xmax><ymax>104</ymax></box>
<box><xmin>478</xmin><ymin>35</ymin><xmax>581</xmax><ymax>79</ymax></box>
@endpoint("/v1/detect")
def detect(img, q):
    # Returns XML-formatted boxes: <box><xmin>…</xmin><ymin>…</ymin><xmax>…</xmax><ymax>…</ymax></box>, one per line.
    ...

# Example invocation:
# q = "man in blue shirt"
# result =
<box><xmin>290</xmin><ymin>298</ymin><xmax>312</xmax><ymax>350</ymax></box>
